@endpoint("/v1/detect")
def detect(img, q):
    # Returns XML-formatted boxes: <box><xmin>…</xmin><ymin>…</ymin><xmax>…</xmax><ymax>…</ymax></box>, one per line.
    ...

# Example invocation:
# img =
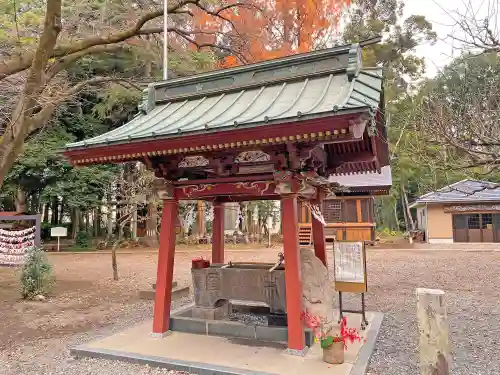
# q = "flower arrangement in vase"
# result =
<box><xmin>301</xmin><ymin>310</ymin><xmax>362</xmax><ymax>364</ymax></box>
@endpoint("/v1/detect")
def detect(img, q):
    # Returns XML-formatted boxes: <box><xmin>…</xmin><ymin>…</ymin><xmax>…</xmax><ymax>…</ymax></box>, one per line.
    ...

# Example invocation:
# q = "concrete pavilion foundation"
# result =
<box><xmin>71</xmin><ymin>304</ymin><xmax>383</xmax><ymax>375</ymax></box>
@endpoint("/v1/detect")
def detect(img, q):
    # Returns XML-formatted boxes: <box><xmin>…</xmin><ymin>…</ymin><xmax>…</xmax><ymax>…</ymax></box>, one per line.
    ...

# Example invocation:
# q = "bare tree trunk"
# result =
<box><xmin>72</xmin><ymin>208</ymin><xmax>80</xmax><ymax>238</ymax></box>
<box><xmin>43</xmin><ymin>203</ymin><xmax>50</xmax><ymax>222</ymax></box>
<box><xmin>107</xmin><ymin>207</ymin><xmax>113</xmax><ymax>239</ymax></box>
<box><xmin>112</xmin><ymin>223</ymin><xmax>125</xmax><ymax>280</ymax></box>
<box><xmin>393</xmin><ymin>202</ymin><xmax>399</xmax><ymax>231</ymax></box>
<box><xmin>265</xmin><ymin>220</ymin><xmax>271</xmax><ymax>248</ymax></box>
<box><xmin>0</xmin><ymin>0</ymin><xmax>62</xmax><ymax>188</ymax></box>
<box><xmin>106</xmin><ymin>188</ymin><xmax>114</xmax><ymax>240</ymax></box>
<box><xmin>15</xmin><ymin>187</ymin><xmax>27</xmax><ymax>213</ymax></box>
<box><xmin>111</xmin><ymin>237</ymin><xmax>119</xmax><ymax>281</ymax></box>
<box><xmin>402</xmin><ymin>186</ymin><xmax>415</xmax><ymax>231</ymax></box>
<box><xmin>41</xmin><ymin>204</ymin><xmax>47</xmax><ymax>222</ymax></box>
<box><xmin>94</xmin><ymin>207</ymin><xmax>101</xmax><ymax>237</ymax></box>
<box><xmin>401</xmin><ymin>190</ymin><xmax>409</xmax><ymax>231</ymax></box>
<box><xmin>59</xmin><ymin>198</ymin><xmax>65</xmax><ymax>224</ymax></box>
<box><xmin>51</xmin><ymin>197</ymin><xmax>59</xmax><ymax>224</ymax></box>
<box><xmin>37</xmin><ymin>198</ymin><xmax>43</xmax><ymax>217</ymax></box>
<box><xmin>131</xmin><ymin>205</ymin><xmax>138</xmax><ymax>241</ymax></box>
<box><xmin>144</xmin><ymin>195</ymin><xmax>158</xmax><ymax>246</ymax></box>
<box><xmin>78</xmin><ymin>210</ymin><xmax>84</xmax><ymax>231</ymax></box>
<box><xmin>85</xmin><ymin>211</ymin><xmax>90</xmax><ymax>232</ymax></box>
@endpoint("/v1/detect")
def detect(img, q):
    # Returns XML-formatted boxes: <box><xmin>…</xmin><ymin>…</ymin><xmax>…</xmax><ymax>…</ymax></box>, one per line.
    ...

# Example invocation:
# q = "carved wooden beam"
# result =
<box><xmin>175</xmin><ymin>181</ymin><xmax>276</xmax><ymax>199</ymax></box>
<box><xmin>326</xmin><ymin>151</ymin><xmax>377</xmax><ymax>176</ymax></box>
<box><xmin>157</xmin><ymin>155</ymin><xmax>185</xmax><ymax>179</ymax></box>
<box><xmin>328</xmin><ymin>151</ymin><xmax>375</xmax><ymax>169</ymax></box>
<box><xmin>298</xmin><ymin>145</ymin><xmax>328</xmax><ymax>176</ymax></box>
<box><xmin>286</xmin><ymin>143</ymin><xmax>300</xmax><ymax>170</ymax></box>
<box><xmin>349</xmin><ymin>113</ymin><xmax>371</xmax><ymax>139</ymax></box>
<box><xmin>209</xmin><ymin>155</ymin><xmax>238</xmax><ymax>176</ymax></box>
<box><xmin>153</xmin><ymin>178</ymin><xmax>175</xmax><ymax>200</ymax></box>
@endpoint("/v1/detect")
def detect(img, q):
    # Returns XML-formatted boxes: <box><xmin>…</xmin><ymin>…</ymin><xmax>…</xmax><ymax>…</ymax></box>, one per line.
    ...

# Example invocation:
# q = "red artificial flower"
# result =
<box><xmin>301</xmin><ymin>310</ymin><xmax>362</xmax><ymax>351</ymax></box>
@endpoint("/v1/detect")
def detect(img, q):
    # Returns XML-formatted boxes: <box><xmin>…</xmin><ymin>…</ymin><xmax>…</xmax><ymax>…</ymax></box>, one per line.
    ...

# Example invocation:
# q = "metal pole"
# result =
<box><xmin>163</xmin><ymin>0</ymin><xmax>168</xmax><ymax>80</ymax></box>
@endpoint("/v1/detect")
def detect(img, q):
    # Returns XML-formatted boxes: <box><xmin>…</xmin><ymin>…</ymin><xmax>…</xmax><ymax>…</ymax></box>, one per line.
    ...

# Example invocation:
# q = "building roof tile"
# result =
<box><xmin>330</xmin><ymin>165</ymin><xmax>392</xmax><ymax>191</ymax></box>
<box><xmin>65</xmin><ymin>41</ymin><xmax>383</xmax><ymax>151</ymax></box>
<box><xmin>412</xmin><ymin>179</ymin><xmax>500</xmax><ymax>205</ymax></box>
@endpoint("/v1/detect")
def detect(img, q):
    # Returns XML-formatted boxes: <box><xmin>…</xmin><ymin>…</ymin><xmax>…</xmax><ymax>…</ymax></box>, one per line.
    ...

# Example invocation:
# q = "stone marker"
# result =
<box><xmin>416</xmin><ymin>288</ymin><xmax>451</xmax><ymax>375</ymax></box>
<box><xmin>300</xmin><ymin>248</ymin><xmax>335</xmax><ymax>329</ymax></box>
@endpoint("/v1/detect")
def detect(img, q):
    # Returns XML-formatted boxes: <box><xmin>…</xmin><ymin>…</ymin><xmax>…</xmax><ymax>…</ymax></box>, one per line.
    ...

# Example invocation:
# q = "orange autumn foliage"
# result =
<box><xmin>188</xmin><ymin>0</ymin><xmax>350</xmax><ymax>67</ymax></box>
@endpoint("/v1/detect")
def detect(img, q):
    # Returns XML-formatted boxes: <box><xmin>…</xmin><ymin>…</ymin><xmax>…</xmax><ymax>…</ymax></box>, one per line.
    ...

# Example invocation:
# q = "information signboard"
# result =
<box><xmin>51</xmin><ymin>226</ymin><xmax>67</xmax><ymax>252</ymax></box>
<box><xmin>333</xmin><ymin>240</ymin><xmax>367</xmax><ymax>293</ymax></box>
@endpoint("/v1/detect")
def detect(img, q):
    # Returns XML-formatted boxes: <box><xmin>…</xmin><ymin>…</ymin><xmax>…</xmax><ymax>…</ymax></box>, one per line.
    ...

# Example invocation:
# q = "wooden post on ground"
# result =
<box><xmin>416</xmin><ymin>288</ymin><xmax>451</xmax><ymax>375</ymax></box>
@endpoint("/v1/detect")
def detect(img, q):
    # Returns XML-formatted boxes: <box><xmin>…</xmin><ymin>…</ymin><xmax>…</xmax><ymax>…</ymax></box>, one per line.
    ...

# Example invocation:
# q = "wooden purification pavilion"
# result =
<box><xmin>64</xmin><ymin>39</ymin><xmax>388</xmax><ymax>353</ymax></box>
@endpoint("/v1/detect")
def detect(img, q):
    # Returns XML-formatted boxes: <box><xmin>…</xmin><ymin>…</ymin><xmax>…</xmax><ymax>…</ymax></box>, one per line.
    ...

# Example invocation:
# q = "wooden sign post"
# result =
<box><xmin>333</xmin><ymin>240</ymin><xmax>368</xmax><ymax>329</ymax></box>
<box><xmin>51</xmin><ymin>226</ymin><xmax>67</xmax><ymax>252</ymax></box>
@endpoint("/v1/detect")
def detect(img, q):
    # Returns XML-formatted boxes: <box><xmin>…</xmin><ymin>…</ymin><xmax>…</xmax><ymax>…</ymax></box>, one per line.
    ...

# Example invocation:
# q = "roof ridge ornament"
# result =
<box><xmin>138</xmin><ymin>84</ymin><xmax>155</xmax><ymax>114</ymax></box>
<box><xmin>347</xmin><ymin>43</ymin><xmax>362</xmax><ymax>81</ymax></box>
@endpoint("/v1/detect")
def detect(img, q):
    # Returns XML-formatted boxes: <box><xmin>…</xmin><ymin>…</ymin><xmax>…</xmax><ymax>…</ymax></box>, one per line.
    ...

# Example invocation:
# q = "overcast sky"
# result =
<box><xmin>403</xmin><ymin>0</ymin><xmax>498</xmax><ymax>77</ymax></box>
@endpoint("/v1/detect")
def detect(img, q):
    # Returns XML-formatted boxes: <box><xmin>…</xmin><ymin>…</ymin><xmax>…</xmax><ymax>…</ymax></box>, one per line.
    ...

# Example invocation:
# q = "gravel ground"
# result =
<box><xmin>228</xmin><ymin>312</ymin><xmax>268</xmax><ymax>325</ymax></box>
<box><xmin>1</xmin><ymin>248</ymin><xmax>499</xmax><ymax>374</ymax></box>
<box><xmin>0</xmin><ymin>249</ymin><xmax>279</xmax><ymax>375</ymax></box>
<box><xmin>0</xmin><ymin>299</ymin><xmax>195</xmax><ymax>375</ymax></box>
<box><xmin>362</xmin><ymin>249</ymin><xmax>500</xmax><ymax>375</ymax></box>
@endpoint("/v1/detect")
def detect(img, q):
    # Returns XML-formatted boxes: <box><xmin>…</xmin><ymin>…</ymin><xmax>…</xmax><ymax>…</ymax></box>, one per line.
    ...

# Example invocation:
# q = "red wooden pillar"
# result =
<box><xmin>152</xmin><ymin>199</ymin><xmax>178</xmax><ymax>336</ymax></box>
<box><xmin>281</xmin><ymin>194</ymin><xmax>306</xmax><ymax>352</ymax></box>
<box><xmin>212</xmin><ymin>201</ymin><xmax>225</xmax><ymax>264</ymax></box>
<box><xmin>311</xmin><ymin>195</ymin><xmax>327</xmax><ymax>267</ymax></box>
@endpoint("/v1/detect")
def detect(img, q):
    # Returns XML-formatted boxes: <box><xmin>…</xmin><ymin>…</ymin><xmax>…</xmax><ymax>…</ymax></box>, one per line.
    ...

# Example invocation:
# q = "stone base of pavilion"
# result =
<box><xmin>138</xmin><ymin>281</ymin><xmax>190</xmax><ymax>301</ymax></box>
<box><xmin>70</xmin><ymin>306</ymin><xmax>383</xmax><ymax>375</ymax></box>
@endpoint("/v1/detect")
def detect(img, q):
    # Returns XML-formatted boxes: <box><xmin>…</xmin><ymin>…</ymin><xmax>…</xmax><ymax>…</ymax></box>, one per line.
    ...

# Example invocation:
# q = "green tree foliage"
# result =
<box><xmin>344</xmin><ymin>2</ymin><xmax>500</xmax><ymax>231</ymax></box>
<box><xmin>0</xmin><ymin>7</ymin><xmax>220</xmax><ymax>236</ymax></box>
<box><xmin>411</xmin><ymin>52</ymin><xmax>500</xmax><ymax>175</ymax></box>
<box><xmin>343</xmin><ymin>0</ymin><xmax>437</xmax><ymax>102</ymax></box>
<box><xmin>342</xmin><ymin>0</ymin><xmax>437</xmax><ymax>230</ymax></box>
<box><xmin>75</xmin><ymin>231</ymin><xmax>92</xmax><ymax>248</ymax></box>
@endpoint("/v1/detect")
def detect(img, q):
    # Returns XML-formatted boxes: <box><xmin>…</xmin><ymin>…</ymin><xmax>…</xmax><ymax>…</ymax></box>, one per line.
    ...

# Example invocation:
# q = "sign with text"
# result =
<box><xmin>51</xmin><ymin>227</ymin><xmax>67</xmax><ymax>237</ymax></box>
<box><xmin>333</xmin><ymin>241</ymin><xmax>367</xmax><ymax>293</ymax></box>
<box><xmin>51</xmin><ymin>226</ymin><xmax>67</xmax><ymax>252</ymax></box>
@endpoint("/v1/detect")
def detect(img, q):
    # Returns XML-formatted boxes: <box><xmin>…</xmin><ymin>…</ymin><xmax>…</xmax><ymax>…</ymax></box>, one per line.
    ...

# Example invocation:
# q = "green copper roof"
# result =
<box><xmin>66</xmin><ymin>42</ymin><xmax>383</xmax><ymax>151</ymax></box>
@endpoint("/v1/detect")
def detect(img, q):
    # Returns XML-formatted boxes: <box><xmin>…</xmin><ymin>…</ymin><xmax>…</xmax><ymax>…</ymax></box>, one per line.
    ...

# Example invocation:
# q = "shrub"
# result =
<box><xmin>75</xmin><ymin>231</ymin><xmax>92</xmax><ymax>248</ymax></box>
<box><xmin>20</xmin><ymin>247</ymin><xmax>55</xmax><ymax>299</ymax></box>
